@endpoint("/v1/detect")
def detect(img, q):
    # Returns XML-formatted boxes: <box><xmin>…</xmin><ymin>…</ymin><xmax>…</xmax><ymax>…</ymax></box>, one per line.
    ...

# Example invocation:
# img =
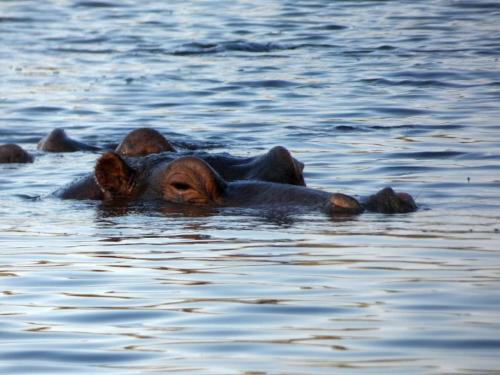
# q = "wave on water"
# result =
<box><xmin>0</xmin><ymin>17</ymin><xmax>38</xmax><ymax>23</ymax></box>
<box><xmin>73</xmin><ymin>1</ymin><xmax>124</xmax><ymax>8</ymax></box>
<box><xmin>126</xmin><ymin>40</ymin><xmax>336</xmax><ymax>56</ymax></box>
<box><xmin>360</xmin><ymin>78</ymin><xmax>468</xmax><ymax>88</ymax></box>
<box><xmin>172</xmin><ymin>41</ymin><xmax>294</xmax><ymax>55</ymax></box>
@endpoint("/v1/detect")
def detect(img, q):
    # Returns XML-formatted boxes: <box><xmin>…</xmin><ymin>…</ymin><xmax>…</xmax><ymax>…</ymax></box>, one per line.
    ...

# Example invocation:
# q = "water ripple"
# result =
<box><xmin>1</xmin><ymin>0</ymin><xmax>500</xmax><ymax>374</ymax></box>
<box><xmin>173</xmin><ymin>41</ymin><xmax>292</xmax><ymax>55</ymax></box>
<box><xmin>73</xmin><ymin>1</ymin><xmax>124</xmax><ymax>8</ymax></box>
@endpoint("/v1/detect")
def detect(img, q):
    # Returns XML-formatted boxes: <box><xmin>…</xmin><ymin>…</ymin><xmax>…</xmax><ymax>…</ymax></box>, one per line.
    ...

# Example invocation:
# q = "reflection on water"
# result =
<box><xmin>1</xmin><ymin>0</ymin><xmax>500</xmax><ymax>374</ymax></box>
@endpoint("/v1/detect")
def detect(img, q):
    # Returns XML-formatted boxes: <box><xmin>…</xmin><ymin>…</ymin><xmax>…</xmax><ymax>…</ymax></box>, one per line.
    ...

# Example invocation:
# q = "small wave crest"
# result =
<box><xmin>172</xmin><ymin>41</ymin><xmax>292</xmax><ymax>55</ymax></box>
<box><xmin>129</xmin><ymin>41</ymin><xmax>334</xmax><ymax>56</ymax></box>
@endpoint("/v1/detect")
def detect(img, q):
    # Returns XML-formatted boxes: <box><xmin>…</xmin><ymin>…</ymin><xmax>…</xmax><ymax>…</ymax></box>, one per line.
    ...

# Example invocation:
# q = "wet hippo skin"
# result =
<box><xmin>54</xmin><ymin>146</ymin><xmax>306</xmax><ymax>200</ymax></box>
<box><xmin>0</xmin><ymin>144</ymin><xmax>34</xmax><ymax>163</ymax></box>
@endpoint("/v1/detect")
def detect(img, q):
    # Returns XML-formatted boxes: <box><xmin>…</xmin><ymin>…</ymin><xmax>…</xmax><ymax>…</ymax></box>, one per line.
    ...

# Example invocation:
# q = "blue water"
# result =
<box><xmin>1</xmin><ymin>0</ymin><xmax>500</xmax><ymax>373</ymax></box>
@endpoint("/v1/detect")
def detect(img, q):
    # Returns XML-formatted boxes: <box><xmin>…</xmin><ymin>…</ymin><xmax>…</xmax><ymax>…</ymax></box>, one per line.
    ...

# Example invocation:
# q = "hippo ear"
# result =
<box><xmin>253</xmin><ymin>146</ymin><xmax>306</xmax><ymax>186</ymax></box>
<box><xmin>269</xmin><ymin>146</ymin><xmax>305</xmax><ymax>186</ymax></box>
<box><xmin>94</xmin><ymin>152</ymin><xmax>137</xmax><ymax>199</ymax></box>
<box><xmin>161</xmin><ymin>156</ymin><xmax>227</xmax><ymax>205</ymax></box>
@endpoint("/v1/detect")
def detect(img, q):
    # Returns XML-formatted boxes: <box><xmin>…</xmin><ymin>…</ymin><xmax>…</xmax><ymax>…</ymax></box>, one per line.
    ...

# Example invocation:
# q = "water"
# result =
<box><xmin>1</xmin><ymin>0</ymin><xmax>500</xmax><ymax>373</ymax></box>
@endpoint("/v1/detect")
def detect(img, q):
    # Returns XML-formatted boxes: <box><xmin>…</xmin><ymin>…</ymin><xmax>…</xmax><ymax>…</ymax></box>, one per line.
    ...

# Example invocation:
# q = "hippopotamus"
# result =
<box><xmin>38</xmin><ymin>127</ymin><xmax>174</xmax><ymax>156</ymax></box>
<box><xmin>94</xmin><ymin>153</ymin><xmax>416</xmax><ymax>214</ymax></box>
<box><xmin>91</xmin><ymin>153</ymin><xmax>363</xmax><ymax>215</ymax></box>
<box><xmin>0</xmin><ymin>144</ymin><xmax>34</xmax><ymax>163</ymax></box>
<box><xmin>54</xmin><ymin>146</ymin><xmax>306</xmax><ymax>200</ymax></box>
<box><xmin>58</xmin><ymin>150</ymin><xmax>416</xmax><ymax>215</ymax></box>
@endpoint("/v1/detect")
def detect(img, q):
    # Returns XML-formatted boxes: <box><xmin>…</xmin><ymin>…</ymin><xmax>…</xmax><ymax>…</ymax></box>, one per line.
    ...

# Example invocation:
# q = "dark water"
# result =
<box><xmin>1</xmin><ymin>0</ymin><xmax>500</xmax><ymax>373</ymax></box>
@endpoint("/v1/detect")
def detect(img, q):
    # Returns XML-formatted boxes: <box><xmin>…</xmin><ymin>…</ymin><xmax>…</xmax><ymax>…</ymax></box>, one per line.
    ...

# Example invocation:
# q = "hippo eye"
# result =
<box><xmin>172</xmin><ymin>182</ymin><xmax>191</xmax><ymax>191</ymax></box>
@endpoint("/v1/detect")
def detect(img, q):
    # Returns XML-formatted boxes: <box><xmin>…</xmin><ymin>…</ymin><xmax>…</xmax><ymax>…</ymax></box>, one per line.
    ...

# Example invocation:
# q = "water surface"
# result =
<box><xmin>1</xmin><ymin>0</ymin><xmax>500</xmax><ymax>374</ymax></box>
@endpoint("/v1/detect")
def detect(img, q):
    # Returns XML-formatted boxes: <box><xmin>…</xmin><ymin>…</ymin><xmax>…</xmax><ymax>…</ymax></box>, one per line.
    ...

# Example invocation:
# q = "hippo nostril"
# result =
<box><xmin>397</xmin><ymin>192</ymin><xmax>417</xmax><ymax>211</ymax></box>
<box><xmin>328</xmin><ymin>193</ymin><xmax>364</xmax><ymax>215</ymax></box>
<box><xmin>363</xmin><ymin>187</ymin><xmax>418</xmax><ymax>213</ymax></box>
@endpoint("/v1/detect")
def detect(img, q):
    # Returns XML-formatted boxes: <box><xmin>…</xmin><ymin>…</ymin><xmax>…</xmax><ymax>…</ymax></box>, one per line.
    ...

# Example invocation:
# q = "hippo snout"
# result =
<box><xmin>363</xmin><ymin>187</ymin><xmax>417</xmax><ymax>214</ymax></box>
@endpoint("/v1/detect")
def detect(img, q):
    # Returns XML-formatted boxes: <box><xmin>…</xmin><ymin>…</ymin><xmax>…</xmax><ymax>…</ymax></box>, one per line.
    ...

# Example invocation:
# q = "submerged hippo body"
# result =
<box><xmin>55</xmin><ymin>146</ymin><xmax>306</xmax><ymax>200</ymax></box>
<box><xmin>0</xmin><ymin>144</ymin><xmax>34</xmax><ymax>163</ymax></box>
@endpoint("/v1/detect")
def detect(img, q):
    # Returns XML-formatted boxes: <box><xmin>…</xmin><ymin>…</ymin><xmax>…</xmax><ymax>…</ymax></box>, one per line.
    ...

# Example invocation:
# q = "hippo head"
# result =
<box><xmin>115</xmin><ymin>128</ymin><xmax>175</xmax><ymax>157</ymax></box>
<box><xmin>93</xmin><ymin>153</ymin><xmax>414</xmax><ymax>216</ymax></box>
<box><xmin>94</xmin><ymin>152</ymin><xmax>364</xmax><ymax>216</ymax></box>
